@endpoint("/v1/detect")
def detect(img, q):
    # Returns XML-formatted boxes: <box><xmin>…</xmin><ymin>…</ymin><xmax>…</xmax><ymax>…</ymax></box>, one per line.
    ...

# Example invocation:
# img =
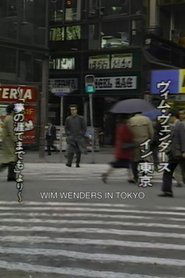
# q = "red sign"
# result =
<box><xmin>0</xmin><ymin>85</ymin><xmax>39</xmax><ymax>145</ymax></box>
<box><xmin>23</xmin><ymin>105</ymin><xmax>37</xmax><ymax>144</ymax></box>
<box><xmin>0</xmin><ymin>86</ymin><xmax>38</xmax><ymax>103</ymax></box>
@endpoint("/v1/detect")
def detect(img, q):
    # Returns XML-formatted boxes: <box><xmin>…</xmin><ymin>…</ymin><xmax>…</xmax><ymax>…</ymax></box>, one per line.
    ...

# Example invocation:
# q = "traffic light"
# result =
<box><xmin>85</xmin><ymin>75</ymin><xmax>96</xmax><ymax>94</ymax></box>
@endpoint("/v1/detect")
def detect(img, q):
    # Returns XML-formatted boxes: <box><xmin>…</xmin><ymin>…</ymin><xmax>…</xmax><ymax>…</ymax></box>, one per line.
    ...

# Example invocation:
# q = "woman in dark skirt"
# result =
<box><xmin>102</xmin><ymin>114</ymin><xmax>135</xmax><ymax>183</ymax></box>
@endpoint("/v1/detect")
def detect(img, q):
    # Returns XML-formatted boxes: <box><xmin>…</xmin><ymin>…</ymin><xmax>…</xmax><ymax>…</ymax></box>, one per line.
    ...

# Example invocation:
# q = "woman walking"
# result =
<box><xmin>102</xmin><ymin>114</ymin><xmax>135</xmax><ymax>183</ymax></box>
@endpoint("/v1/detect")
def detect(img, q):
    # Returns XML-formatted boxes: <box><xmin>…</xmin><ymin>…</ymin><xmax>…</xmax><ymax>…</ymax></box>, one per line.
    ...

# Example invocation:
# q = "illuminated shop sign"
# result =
<box><xmin>95</xmin><ymin>76</ymin><xmax>137</xmax><ymax>90</ymax></box>
<box><xmin>89</xmin><ymin>53</ymin><xmax>133</xmax><ymax>70</ymax></box>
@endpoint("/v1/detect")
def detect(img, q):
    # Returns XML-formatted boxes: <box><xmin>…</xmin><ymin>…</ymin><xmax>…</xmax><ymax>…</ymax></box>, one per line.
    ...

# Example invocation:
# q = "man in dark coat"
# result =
<box><xmin>65</xmin><ymin>104</ymin><xmax>87</xmax><ymax>167</ymax></box>
<box><xmin>159</xmin><ymin>110</ymin><xmax>185</xmax><ymax>197</ymax></box>
<box><xmin>0</xmin><ymin>104</ymin><xmax>17</xmax><ymax>181</ymax></box>
<box><xmin>46</xmin><ymin>120</ymin><xmax>57</xmax><ymax>155</ymax></box>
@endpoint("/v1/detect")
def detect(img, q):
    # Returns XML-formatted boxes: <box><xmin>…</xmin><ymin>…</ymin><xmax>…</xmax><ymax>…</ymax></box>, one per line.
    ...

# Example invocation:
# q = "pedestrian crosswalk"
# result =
<box><xmin>20</xmin><ymin>163</ymin><xmax>164</xmax><ymax>184</ymax></box>
<box><xmin>0</xmin><ymin>201</ymin><xmax>185</xmax><ymax>277</ymax></box>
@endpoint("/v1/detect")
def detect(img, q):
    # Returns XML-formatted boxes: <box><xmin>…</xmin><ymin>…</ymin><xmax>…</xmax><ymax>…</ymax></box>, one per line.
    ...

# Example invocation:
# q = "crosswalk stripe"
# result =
<box><xmin>0</xmin><ymin>226</ymin><xmax>185</xmax><ymax>239</ymax></box>
<box><xmin>0</xmin><ymin>218</ymin><xmax>185</xmax><ymax>229</ymax></box>
<box><xmin>0</xmin><ymin>236</ymin><xmax>185</xmax><ymax>251</ymax></box>
<box><xmin>0</xmin><ymin>206</ymin><xmax>184</xmax><ymax>216</ymax></box>
<box><xmin>0</xmin><ymin>200</ymin><xmax>184</xmax><ymax>277</ymax></box>
<box><xmin>0</xmin><ymin>212</ymin><xmax>151</xmax><ymax>219</ymax></box>
<box><xmin>0</xmin><ymin>260</ymin><xmax>175</xmax><ymax>278</ymax></box>
<box><xmin>0</xmin><ymin>247</ymin><xmax>185</xmax><ymax>267</ymax></box>
<box><xmin>0</xmin><ymin>201</ymin><xmax>133</xmax><ymax>207</ymax></box>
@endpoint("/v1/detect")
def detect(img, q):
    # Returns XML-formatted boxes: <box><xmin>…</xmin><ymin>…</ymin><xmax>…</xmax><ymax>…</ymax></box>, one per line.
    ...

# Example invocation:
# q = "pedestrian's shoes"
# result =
<box><xmin>158</xmin><ymin>192</ymin><xmax>174</xmax><ymax>198</ymax></box>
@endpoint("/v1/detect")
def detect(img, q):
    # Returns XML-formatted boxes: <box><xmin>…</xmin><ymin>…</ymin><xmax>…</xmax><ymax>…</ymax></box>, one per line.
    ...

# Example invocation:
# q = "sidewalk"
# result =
<box><xmin>23</xmin><ymin>147</ymin><xmax>114</xmax><ymax>164</ymax></box>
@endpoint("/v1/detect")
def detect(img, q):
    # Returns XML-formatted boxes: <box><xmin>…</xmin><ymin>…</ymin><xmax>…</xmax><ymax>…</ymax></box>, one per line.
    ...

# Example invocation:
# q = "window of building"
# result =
<box><xmin>19</xmin><ymin>51</ymin><xmax>33</xmax><ymax>82</ymax></box>
<box><xmin>100</xmin><ymin>0</ymin><xmax>129</xmax><ymax>16</ymax></box>
<box><xmin>50</xmin><ymin>27</ymin><xmax>65</xmax><ymax>41</ymax></box>
<box><xmin>88</xmin><ymin>24</ymin><xmax>100</xmax><ymax>49</ymax></box>
<box><xmin>101</xmin><ymin>20</ymin><xmax>130</xmax><ymax>49</ymax></box>
<box><xmin>49</xmin><ymin>57</ymin><xmax>75</xmax><ymax>70</ymax></box>
<box><xmin>0</xmin><ymin>46</ymin><xmax>16</xmax><ymax>74</ymax></box>
<box><xmin>50</xmin><ymin>0</ymin><xmax>64</xmax><ymax>22</ymax></box>
<box><xmin>131</xmin><ymin>19</ymin><xmax>145</xmax><ymax>45</ymax></box>
<box><xmin>0</xmin><ymin>0</ymin><xmax>18</xmax><ymax>40</ymax></box>
<box><xmin>65</xmin><ymin>0</ymin><xmax>81</xmax><ymax>21</ymax></box>
<box><xmin>66</xmin><ymin>25</ymin><xmax>81</xmax><ymax>40</ymax></box>
<box><xmin>88</xmin><ymin>0</ymin><xmax>100</xmax><ymax>17</ymax></box>
<box><xmin>131</xmin><ymin>0</ymin><xmax>148</xmax><ymax>15</ymax></box>
<box><xmin>19</xmin><ymin>0</ymin><xmax>47</xmax><ymax>46</ymax></box>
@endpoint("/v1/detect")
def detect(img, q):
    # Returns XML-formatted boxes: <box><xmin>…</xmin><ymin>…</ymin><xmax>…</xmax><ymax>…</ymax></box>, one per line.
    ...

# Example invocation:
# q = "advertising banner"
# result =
<box><xmin>150</xmin><ymin>70</ymin><xmax>185</xmax><ymax>94</ymax></box>
<box><xmin>0</xmin><ymin>86</ymin><xmax>38</xmax><ymax>144</ymax></box>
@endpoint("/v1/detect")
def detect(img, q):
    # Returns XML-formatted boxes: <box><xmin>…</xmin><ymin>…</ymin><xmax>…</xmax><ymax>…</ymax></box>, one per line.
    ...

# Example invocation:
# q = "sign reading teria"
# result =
<box><xmin>0</xmin><ymin>86</ymin><xmax>37</xmax><ymax>102</ymax></box>
<box><xmin>95</xmin><ymin>76</ymin><xmax>137</xmax><ymax>90</ymax></box>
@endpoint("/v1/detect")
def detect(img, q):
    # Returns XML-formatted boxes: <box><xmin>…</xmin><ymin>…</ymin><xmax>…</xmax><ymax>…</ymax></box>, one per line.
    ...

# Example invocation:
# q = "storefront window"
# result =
<box><xmin>49</xmin><ymin>57</ymin><xmax>75</xmax><ymax>70</ymax></box>
<box><xmin>101</xmin><ymin>20</ymin><xmax>130</xmax><ymax>49</ymax></box>
<box><xmin>65</xmin><ymin>0</ymin><xmax>81</xmax><ymax>21</ymax></box>
<box><xmin>100</xmin><ymin>0</ymin><xmax>129</xmax><ymax>16</ymax></box>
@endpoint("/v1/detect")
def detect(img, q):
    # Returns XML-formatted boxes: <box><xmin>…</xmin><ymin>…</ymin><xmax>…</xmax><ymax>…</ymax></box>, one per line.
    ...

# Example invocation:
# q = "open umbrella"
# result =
<box><xmin>110</xmin><ymin>98</ymin><xmax>154</xmax><ymax>114</ymax></box>
<box><xmin>143</xmin><ymin>108</ymin><xmax>162</xmax><ymax>121</ymax></box>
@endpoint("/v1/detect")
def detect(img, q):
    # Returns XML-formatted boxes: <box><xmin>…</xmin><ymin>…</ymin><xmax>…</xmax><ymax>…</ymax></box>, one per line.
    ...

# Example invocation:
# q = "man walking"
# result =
<box><xmin>159</xmin><ymin>110</ymin><xmax>185</xmax><ymax>197</ymax></box>
<box><xmin>65</xmin><ymin>104</ymin><xmax>87</xmax><ymax>167</ymax></box>
<box><xmin>128</xmin><ymin>112</ymin><xmax>154</xmax><ymax>182</ymax></box>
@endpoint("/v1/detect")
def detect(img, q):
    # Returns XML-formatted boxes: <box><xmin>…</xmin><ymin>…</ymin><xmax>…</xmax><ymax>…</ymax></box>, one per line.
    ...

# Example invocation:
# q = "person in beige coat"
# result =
<box><xmin>128</xmin><ymin>113</ymin><xmax>154</xmax><ymax>182</ymax></box>
<box><xmin>0</xmin><ymin>104</ymin><xmax>17</xmax><ymax>181</ymax></box>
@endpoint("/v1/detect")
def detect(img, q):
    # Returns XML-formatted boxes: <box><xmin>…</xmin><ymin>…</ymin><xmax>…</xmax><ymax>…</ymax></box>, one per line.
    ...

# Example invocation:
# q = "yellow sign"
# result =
<box><xmin>179</xmin><ymin>69</ymin><xmax>185</xmax><ymax>93</ymax></box>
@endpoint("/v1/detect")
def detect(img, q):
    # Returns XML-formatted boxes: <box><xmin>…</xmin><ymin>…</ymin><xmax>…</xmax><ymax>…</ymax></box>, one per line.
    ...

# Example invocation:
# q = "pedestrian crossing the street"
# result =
<box><xmin>20</xmin><ymin>163</ymin><xmax>164</xmax><ymax>184</ymax></box>
<box><xmin>0</xmin><ymin>201</ymin><xmax>185</xmax><ymax>277</ymax></box>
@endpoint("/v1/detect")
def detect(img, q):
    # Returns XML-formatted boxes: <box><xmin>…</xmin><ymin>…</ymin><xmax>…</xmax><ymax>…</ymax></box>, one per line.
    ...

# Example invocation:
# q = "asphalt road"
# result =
<box><xmin>0</xmin><ymin>163</ymin><xmax>185</xmax><ymax>278</ymax></box>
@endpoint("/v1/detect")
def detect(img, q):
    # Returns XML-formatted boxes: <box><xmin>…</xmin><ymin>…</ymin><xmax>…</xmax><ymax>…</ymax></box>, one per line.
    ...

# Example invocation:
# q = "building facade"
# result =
<box><xmin>0</xmin><ymin>0</ymin><xmax>49</xmax><ymax>149</ymax></box>
<box><xmin>49</xmin><ymin>0</ymin><xmax>185</xmax><ymax>143</ymax></box>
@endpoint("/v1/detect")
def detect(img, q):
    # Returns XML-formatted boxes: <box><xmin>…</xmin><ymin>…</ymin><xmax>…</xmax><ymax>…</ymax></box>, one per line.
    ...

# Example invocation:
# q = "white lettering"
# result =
<box><xmin>2</xmin><ymin>88</ymin><xmax>9</xmax><ymax>99</ymax></box>
<box><xmin>0</xmin><ymin>88</ymin><xmax>33</xmax><ymax>100</ymax></box>
<box><xmin>10</xmin><ymin>89</ymin><xmax>18</xmax><ymax>99</ymax></box>
<box><xmin>24</xmin><ymin>89</ymin><xmax>32</xmax><ymax>100</ymax></box>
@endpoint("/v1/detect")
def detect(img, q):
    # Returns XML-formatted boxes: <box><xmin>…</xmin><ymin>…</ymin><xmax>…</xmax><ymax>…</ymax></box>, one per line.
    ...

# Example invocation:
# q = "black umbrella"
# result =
<box><xmin>110</xmin><ymin>98</ymin><xmax>154</xmax><ymax>114</ymax></box>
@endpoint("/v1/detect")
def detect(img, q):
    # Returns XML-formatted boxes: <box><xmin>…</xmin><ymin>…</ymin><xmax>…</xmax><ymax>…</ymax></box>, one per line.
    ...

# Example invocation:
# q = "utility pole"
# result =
<box><xmin>39</xmin><ymin>58</ymin><xmax>49</xmax><ymax>158</ymax></box>
<box><xmin>39</xmin><ymin>0</ymin><xmax>49</xmax><ymax>158</ymax></box>
<box><xmin>85</xmin><ymin>75</ymin><xmax>96</xmax><ymax>163</ymax></box>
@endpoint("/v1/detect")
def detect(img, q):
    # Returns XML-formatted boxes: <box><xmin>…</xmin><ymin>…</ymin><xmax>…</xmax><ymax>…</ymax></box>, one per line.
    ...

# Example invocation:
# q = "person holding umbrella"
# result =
<box><xmin>110</xmin><ymin>98</ymin><xmax>154</xmax><ymax>183</ymax></box>
<box><xmin>128</xmin><ymin>112</ymin><xmax>154</xmax><ymax>182</ymax></box>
